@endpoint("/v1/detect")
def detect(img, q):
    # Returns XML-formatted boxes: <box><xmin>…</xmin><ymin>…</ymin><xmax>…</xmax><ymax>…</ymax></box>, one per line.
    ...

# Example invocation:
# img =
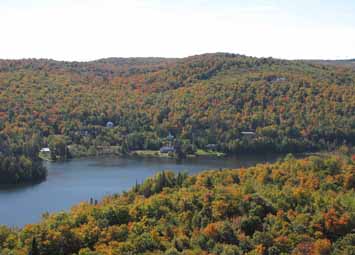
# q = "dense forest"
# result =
<box><xmin>0</xmin><ymin>53</ymin><xmax>355</xmax><ymax>184</ymax></box>
<box><xmin>0</xmin><ymin>155</ymin><xmax>354</xmax><ymax>254</ymax></box>
<box><xmin>0</xmin><ymin>133</ymin><xmax>47</xmax><ymax>184</ymax></box>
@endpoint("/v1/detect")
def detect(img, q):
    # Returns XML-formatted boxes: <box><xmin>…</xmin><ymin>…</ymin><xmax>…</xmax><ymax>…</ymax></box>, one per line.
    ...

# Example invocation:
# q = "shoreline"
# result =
<box><xmin>43</xmin><ymin>146</ymin><xmax>335</xmax><ymax>163</ymax></box>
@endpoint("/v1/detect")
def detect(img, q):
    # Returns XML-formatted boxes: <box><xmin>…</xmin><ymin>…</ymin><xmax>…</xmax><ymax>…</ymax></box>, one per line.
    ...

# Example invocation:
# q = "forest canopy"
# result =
<box><xmin>0</xmin><ymin>155</ymin><xmax>354</xmax><ymax>254</ymax></box>
<box><xmin>0</xmin><ymin>53</ymin><xmax>354</xmax><ymax>184</ymax></box>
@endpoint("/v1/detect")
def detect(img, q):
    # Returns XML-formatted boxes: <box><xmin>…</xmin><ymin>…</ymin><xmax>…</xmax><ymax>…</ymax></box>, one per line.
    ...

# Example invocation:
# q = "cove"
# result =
<box><xmin>0</xmin><ymin>154</ymin><xmax>283</xmax><ymax>227</ymax></box>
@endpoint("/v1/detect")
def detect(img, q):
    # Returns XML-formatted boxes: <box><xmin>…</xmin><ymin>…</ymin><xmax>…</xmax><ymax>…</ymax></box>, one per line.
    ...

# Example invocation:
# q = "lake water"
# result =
<box><xmin>0</xmin><ymin>155</ymin><xmax>283</xmax><ymax>227</ymax></box>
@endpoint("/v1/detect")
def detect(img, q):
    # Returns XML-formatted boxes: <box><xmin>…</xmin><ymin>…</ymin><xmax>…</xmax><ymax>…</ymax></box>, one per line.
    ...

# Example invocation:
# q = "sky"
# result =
<box><xmin>1</xmin><ymin>0</ymin><xmax>355</xmax><ymax>61</ymax></box>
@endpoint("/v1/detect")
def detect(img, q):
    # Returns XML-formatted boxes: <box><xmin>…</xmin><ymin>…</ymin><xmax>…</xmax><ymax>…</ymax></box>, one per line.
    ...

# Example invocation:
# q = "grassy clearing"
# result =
<box><xmin>130</xmin><ymin>150</ymin><xmax>174</xmax><ymax>158</ymax></box>
<box><xmin>195</xmin><ymin>149</ymin><xmax>226</xmax><ymax>157</ymax></box>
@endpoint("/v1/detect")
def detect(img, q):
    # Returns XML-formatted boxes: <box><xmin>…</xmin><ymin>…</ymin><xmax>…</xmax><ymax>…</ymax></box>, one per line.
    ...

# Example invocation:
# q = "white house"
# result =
<box><xmin>241</xmin><ymin>131</ymin><xmax>255</xmax><ymax>136</ymax></box>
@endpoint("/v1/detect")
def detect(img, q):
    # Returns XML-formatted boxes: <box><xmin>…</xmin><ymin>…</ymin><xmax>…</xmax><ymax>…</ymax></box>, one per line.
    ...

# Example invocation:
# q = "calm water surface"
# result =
<box><xmin>0</xmin><ymin>155</ymin><xmax>283</xmax><ymax>227</ymax></box>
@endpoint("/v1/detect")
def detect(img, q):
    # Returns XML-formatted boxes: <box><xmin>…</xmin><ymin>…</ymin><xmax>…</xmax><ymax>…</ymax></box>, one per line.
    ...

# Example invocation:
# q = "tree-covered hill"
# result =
<box><xmin>0</xmin><ymin>53</ymin><xmax>354</xmax><ymax>184</ymax></box>
<box><xmin>306</xmin><ymin>59</ymin><xmax>355</xmax><ymax>68</ymax></box>
<box><xmin>0</xmin><ymin>155</ymin><xmax>354</xmax><ymax>254</ymax></box>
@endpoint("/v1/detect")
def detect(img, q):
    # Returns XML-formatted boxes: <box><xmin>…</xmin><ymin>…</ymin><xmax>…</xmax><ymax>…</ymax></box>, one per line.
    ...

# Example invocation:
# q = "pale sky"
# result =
<box><xmin>1</xmin><ymin>0</ymin><xmax>355</xmax><ymax>61</ymax></box>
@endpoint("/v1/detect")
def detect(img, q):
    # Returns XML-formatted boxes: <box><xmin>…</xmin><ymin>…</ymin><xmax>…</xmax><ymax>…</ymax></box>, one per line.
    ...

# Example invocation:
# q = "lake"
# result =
<box><xmin>0</xmin><ymin>154</ymin><xmax>283</xmax><ymax>227</ymax></box>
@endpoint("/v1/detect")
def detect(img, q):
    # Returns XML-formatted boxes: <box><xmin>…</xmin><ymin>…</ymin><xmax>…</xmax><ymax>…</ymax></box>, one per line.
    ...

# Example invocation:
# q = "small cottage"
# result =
<box><xmin>160</xmin><ymin>146</ymin><xmax>175</xmax><ymax>153</ymax></box>
<box><xmin>241</xmin><ymin>131</ymin><xmax>255</xmax><ymax>136</ymax></box>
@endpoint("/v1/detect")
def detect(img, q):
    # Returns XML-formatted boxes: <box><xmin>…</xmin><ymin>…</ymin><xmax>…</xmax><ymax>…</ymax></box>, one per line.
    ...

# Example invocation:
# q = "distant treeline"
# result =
<box><xmin>0</xmin><ymin>53</ymin><xmax>354</xmax><ymax>183</ymax></box>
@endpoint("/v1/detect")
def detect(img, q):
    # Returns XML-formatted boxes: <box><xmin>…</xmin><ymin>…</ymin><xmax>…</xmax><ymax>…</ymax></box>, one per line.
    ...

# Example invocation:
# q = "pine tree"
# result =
<box><xmin>29</xmin><ymin>237</ymin><xmax>39</xmax><ymax>255</ymax></box>
<box><xmin>204</xmin><ymin>176</ymin><xmax>214</xmax><ymax>189</ymax></box>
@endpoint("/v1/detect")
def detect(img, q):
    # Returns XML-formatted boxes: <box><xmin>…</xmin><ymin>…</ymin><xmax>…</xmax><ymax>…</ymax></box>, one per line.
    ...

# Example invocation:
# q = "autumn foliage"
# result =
<box><xmin>1</xmin><ymin>54</ymin><xmax>355</xmax><ymax>183</ymax></box>
<box><xmin>0</xmin><ymin>155</ymin><xmax>354</xmax><ymax>254</ymax></box>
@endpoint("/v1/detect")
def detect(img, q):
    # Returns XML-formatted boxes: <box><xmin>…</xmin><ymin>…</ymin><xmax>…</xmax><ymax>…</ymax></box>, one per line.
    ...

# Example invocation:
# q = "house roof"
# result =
<box><xmin>160</xmin><ymin>146</ymin><xmax>175</xmax><ymax>152</ymax></box>
<box><xmin>241</xmin><ymin>131</ymin><xmax>255</xmax><ymax>135</ymax></box>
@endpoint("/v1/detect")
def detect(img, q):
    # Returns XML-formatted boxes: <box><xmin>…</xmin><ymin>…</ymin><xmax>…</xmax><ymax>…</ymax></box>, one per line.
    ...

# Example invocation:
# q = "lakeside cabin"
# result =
<box><xmin>160</xmin><ymin>146</ymin><xmax>175</xmax><ymax>154</ymax></box>
<box><xmin>40</xmin><ymin>148</ymin><xmax>51</xmax><ymax>153</ymax></box>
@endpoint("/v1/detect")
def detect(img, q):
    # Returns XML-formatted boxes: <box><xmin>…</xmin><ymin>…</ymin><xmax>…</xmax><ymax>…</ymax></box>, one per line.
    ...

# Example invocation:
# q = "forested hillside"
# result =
<box><xmin>0</xmin><ymin>155</ymin><xmax>354</xmax><ymax>254</ymax></box>
<box><xmin>0</xmin><ymin>53</ymin><xmax>355</xmax><ymax>184</ymax></box>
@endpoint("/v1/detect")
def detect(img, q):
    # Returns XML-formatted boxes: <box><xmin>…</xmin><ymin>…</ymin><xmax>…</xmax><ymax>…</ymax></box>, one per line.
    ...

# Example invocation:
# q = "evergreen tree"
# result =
<box><xmin>29</xmin><ymin>237</ymin><xmax>39</xmax><ymax>255</ymax></box>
